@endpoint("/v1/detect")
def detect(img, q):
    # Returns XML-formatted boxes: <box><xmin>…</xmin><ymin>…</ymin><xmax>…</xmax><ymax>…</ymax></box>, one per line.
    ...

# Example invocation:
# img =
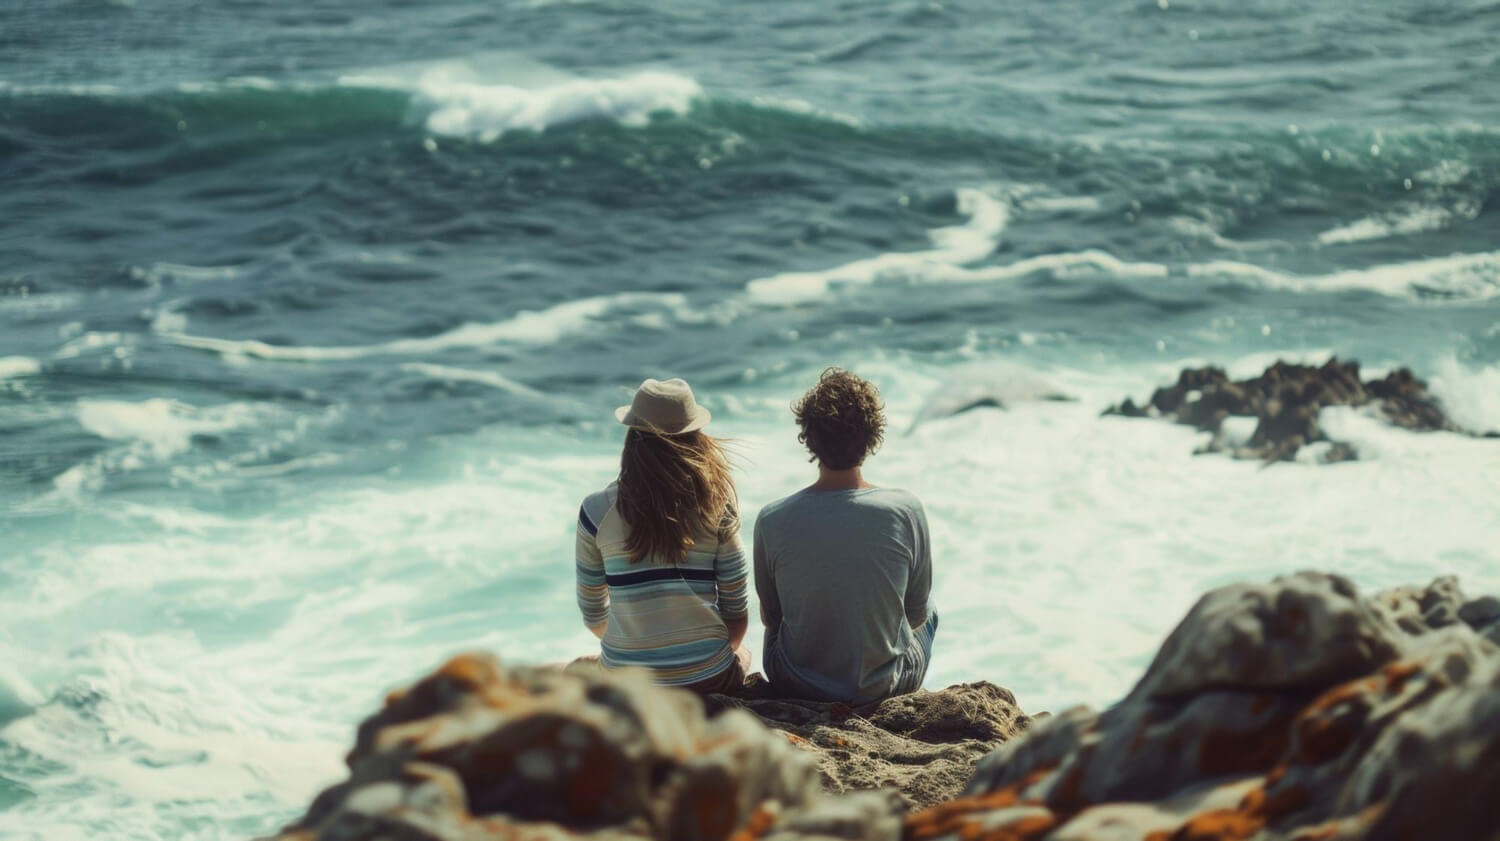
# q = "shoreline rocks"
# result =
<box><xmin>1103</xmin><ymin>358</ymin><xmax>1478</xmax><ymax>462</ymax></box>
<box><xmin>260</xmin><ymin>574</ymin><xmax>1500</xmax><ymax>841</ymax></box>
<box><xmin>707</xmin><ymin>680</ymin><xmax>1033</xmax><ymax>809</ymax></box>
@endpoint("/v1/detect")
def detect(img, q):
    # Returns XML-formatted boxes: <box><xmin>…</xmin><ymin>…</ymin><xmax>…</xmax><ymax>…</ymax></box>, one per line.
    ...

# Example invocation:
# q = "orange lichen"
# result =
<box><xmin>903</xmin><ymin>768</ymin><xmax>1055</xmax><ymax>841</ymax></box>
<box><xmin>1150</xmin><ymin>780</ymin><xmax>1311</xmax><ymax>841</ymax></box>
<box><xmin>726</xmin><ymin>803</ymin><xmax>779</xmax><ymax>841</ymax></box>
<box><xmin>1378</xmin><ymin>660</ymin><xmax>1422</xmax><ymax>695</ymax></box>
<box><xmin>437</xmin><ymin>654</ymin><xmax>500</xmax><ymax>688</ymax></box>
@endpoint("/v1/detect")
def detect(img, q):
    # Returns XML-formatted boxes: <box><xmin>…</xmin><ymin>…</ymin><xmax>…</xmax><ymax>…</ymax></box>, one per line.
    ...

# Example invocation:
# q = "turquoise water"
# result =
<box><xmin>3</xmin><ymin>1</ymin><xmax>1500</xmax><ymax>838</ymax></box>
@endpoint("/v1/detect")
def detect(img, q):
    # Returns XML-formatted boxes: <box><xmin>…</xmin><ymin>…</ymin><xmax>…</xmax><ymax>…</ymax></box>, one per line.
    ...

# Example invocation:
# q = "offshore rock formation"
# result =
<box><xmin>708</xmin><ymin>681</ymin><xmax>1032</xmax><ymax>809</ymax></box>
<box><xmin>262</xmin><ymin>574</ymin><xmax>1500</xmax><ymax>841</ymax></box>
<box><xmin>1103</xmin><ymin>359</ymin><xmax>1471</xmax><ymax>462</ymax></box>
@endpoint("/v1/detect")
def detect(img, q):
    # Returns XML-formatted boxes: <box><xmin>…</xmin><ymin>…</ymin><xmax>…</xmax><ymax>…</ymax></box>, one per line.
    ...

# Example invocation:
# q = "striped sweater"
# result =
<box><xmin>575</xmin><ymin>482</ymin><xmax>749</xmax><ymax>686</ymax></box>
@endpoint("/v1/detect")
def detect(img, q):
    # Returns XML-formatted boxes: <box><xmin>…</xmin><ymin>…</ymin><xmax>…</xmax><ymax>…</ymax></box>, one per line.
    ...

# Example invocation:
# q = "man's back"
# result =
<box><xmin>754</xmin><ymin>487</ymin><xmax>933</xmax><ymax>705</ymax></box>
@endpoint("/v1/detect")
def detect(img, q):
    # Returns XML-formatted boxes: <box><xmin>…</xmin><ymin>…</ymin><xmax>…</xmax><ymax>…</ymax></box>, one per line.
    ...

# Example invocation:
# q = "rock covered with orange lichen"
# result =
<box><xmin>257</xmin><ymin>654</ymin><xmax>904</xmax><ymax>841</ymax></box>
<box><xmin>906</xmin><ymin>572</ymin><xmax>1500</xmax><ymax>841</ymax></box>
<box><xmin>260</xmin><ymin>573</ymin><xmax>1500</xmax><ymax>841</ymax></box>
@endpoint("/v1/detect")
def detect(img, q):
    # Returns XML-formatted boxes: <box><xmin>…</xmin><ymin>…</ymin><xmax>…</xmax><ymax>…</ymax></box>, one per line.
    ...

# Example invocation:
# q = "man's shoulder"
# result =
<box><xmin>855</xmin><ymin>486</ymin><xmax>924</xmax><ymax>515</ymax></box>
<box><xmin>754</xmin><ymin>490</ymin><xmax>804</xmax><ymax>528</ymax></box>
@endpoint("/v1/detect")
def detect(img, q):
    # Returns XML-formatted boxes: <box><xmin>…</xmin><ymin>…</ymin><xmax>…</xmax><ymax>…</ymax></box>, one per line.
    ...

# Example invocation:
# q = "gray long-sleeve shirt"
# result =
<box><xmin>753</xmin><ymin>487</ymin><xmax>933</xmax><ymax>704</ymax></box>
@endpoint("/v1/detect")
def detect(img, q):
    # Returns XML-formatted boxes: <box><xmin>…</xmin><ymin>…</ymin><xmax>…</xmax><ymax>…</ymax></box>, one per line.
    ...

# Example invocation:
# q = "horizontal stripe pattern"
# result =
<box><xmin>576</xmin><ymin>483</ymin><xmax>747</xmax><ymax>686</ymax></box>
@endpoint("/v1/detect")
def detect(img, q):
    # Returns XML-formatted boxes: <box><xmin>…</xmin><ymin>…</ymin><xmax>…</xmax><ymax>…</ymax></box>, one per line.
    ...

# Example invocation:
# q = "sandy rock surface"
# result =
<box><xmin>707</xmin><ymin>680</ymin><xmax>1032</xmax><ymax>809</ymax></box>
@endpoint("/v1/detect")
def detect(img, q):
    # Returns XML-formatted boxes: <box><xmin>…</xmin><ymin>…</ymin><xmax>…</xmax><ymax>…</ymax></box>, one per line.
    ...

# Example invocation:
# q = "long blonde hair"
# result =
<box><xmin>617</xmin><ymin>429</ymin><xmax>738</xmax><ymax>564</ymax></box>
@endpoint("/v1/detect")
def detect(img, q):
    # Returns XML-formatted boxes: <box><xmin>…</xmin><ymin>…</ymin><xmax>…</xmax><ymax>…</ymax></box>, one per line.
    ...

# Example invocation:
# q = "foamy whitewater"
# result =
<box><xmin>3</xmin><ymin>0</ymin><xmax>1500</xmax><ymax>838</ymax></box>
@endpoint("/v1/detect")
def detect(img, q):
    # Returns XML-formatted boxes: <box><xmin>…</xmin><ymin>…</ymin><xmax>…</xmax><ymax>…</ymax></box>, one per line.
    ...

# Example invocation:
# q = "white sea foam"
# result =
<box><xmin>161</xmin><ymin>292</ymin><xmax>687</xmax><ymax>362</ymax></box>
<box><xmin>130</xmin><ymin>262</ymin><xmax>241</xmax><ymax>286</ymax></box>
<box><xmin>1427</xmin><ymin>356</ymin><xmax>1500</xmax><ymax>435</ymax></box>
<box><xmin>1316</xmin><ymin>206</ymin><xmax>1454</xmax><ymax>246</ymax></box>
<box><xmin>930</xmin><ymin>249</ymin><xmax>1169</xmax><ymax>285</ymax></box>
<box><xmin>1187</xmin><ymin>250</ymin><xmax>1500</xmax><ymax>299</ymax></box>
<box><xmin>0</xmin><ymin>660</ymin><xmax>42</xmax><ymax>727</ymax></box>
<box><xmin>8</xmin><ymin>350</ymin><xmax>1500</xmax><ymax>841</ymax></box>
<box><xmin>745</xmin><ymin>188</ymin><xmax>1010</xmax><ymax>306</ymax></box>
<box><xmin>0</xmin><ymin>356</ymin><xmax>41</xmax><ymax>379</ymax></box>
<box><xmin>341</xmin><ymin>66</ymin><xmax>702</xmax><ymax>141</ymax></box>
<box><xmin>1021</xmin><ymin>195</ymin><xmax>1103</xmax><ymax>214</ymax></box>
<box><xmin>76</xmin><ymin>399</ymin><xmax>271</xmax><ymax>457</ymax></box>
<box><xmin>399</xmin><ymin>363</ymin><xmax>547</xmax><ymax>398</ymax></box>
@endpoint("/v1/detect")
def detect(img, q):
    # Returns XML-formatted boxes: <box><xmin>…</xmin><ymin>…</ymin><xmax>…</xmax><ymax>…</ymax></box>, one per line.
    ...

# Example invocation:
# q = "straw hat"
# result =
<box><xmin>615</xmin><ymin>378</ymin><xmax>712</xmax><ymax>435</ymax></box>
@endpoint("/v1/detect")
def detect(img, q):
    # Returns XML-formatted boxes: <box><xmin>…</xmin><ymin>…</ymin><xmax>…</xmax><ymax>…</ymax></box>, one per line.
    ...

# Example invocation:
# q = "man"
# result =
<box><xmin>753</xmin><ymin>368</ymin><xmax>937</xmax><ymax>705</ymax></box>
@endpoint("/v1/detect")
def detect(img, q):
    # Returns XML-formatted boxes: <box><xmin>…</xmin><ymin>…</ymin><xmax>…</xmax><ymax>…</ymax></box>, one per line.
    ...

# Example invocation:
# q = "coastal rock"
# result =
<box><xmin>1103</xmin><ymin>358</ymin><xmax>1469</xmax><ymax>461</ymax></box>
<box><xmin>905</xmin><ymin>572</ymin><xmax>1500</xmax><ymax>841</ymax></box>
<box><xmin>708</xmin><ymin>681</ymin><xmax>1031</xmax><ymax>809</ymax></box>
<box><xmin>260</xmin><ymin>654</ymin><xmax>904</xmax><ymax>841</ymax></box>
<box><xmin>263</xmin><ymin>573</ymin><xmax>1500</xmax><ymax>841</ymax></box>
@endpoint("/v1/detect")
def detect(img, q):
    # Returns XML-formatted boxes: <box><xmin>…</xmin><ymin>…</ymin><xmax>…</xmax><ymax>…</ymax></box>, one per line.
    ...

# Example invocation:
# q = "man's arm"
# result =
<box><xmin>715</xmin><ymin>521</ymin><xmax>750</xmax><ymax>648</ymax></box>
<box><xmin>575</xmin><ymin>505</ymin><xmax>609</xmax><ymax>639</ymax></box>
<box><xmin>904</xmin><ymin>500</ymin><xmax>933</xmax><ymax>631</ymax></box>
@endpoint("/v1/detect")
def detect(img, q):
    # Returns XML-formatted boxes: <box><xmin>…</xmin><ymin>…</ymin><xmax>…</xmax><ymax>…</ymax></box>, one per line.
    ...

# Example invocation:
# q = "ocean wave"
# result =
<box><xmin>75</xmin><ymin>399</ymin><xmax>274</xmax><ymax>457</ymax></box>
<box><xmin>340</xmin><ymin>68</ymin><xmax>702</xmax><ymax>141</ymax></box>
<box><xmin>1428</xmin><ymin>356</ymin><xmax>1500</xmax><ymax>435</ymax></box>
<box><xmin>161</xmin><ymin>292</ymin><xmax>687</xmax><ymax>361</ymax></box>
<box><xmin>745</xmin><ymin>188</ymin><xmax>1010</xmax><ymax>306</ymax></box>
<box><xmin>0</xmin><ymin>356</ymin><xmax>41</xmax><ymax>380</ymax></box>
<box><xmin>1188</xmin><ymin>251</ymin><xmax>1500</xmax><ymax>299</ymax></box>
<box><xmin>1316</xmin><ymin>205</ymin><xmax>1456</xmax><ymax>246</ymax></box>
<box><xmin>398</xmin><ymin>363</ymin><xmax>547</xmax><ymax>398</ymax></box>
<box><xmin>928</xmin><ymin>249</ymin><xmax>1170</xmax><ymax>285</ymax></box>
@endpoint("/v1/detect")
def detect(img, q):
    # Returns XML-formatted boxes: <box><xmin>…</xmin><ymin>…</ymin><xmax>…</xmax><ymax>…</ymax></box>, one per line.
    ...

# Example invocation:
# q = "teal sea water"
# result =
<box><xmin>3</xmin><ymin>1</ymin><xmax>1500</xmax><ymax>837</ymax></box>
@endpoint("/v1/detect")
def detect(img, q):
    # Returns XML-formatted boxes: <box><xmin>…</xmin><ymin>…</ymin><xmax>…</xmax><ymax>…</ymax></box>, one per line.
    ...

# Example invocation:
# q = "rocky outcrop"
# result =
<box><xmin>909</xmin><ymin>573</ymin><xmax>1500</xmax><ymax>841</ymax></box>
<box><xmin>707</xmin><ymin>681</ymin><xmax>1032</xmax><ymax>809</ymax></box>
<box><xmin>262</xmin><ymin>574</ymin><xmax>1500</xmax><ymax>841</ymax></box>
<box><xmin>1103</xmin><ymin>359</ymin><xmax>1473</xmax><ymax>461</ymax></box>
<box><xmin>258</xmin><ymin>653</ymin><xmax>909</xmax><ymax>841</ymax></box>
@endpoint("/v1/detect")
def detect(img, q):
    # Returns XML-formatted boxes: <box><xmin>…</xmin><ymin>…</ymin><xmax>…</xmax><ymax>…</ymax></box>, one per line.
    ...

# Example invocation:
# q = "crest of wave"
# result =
<box><xmin>342</xmin><ymin>62</ymin><xmax>702</xmax><ymax>141</ymax></box>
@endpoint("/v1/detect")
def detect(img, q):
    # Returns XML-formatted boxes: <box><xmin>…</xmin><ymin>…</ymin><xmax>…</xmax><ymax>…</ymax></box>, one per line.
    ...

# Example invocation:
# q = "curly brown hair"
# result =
<box><xmin>793</xmin><ymin>368</ymin><xmax>886</xmax><ymax>470</ymax></box>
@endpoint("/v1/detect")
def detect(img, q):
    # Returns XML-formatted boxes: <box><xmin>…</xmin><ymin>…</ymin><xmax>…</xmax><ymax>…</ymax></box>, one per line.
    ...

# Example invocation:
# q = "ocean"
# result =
<box><xmin>2</xmin><ymin>0</ymin><xmax>1499</xmax><ymax>837</ymax></box>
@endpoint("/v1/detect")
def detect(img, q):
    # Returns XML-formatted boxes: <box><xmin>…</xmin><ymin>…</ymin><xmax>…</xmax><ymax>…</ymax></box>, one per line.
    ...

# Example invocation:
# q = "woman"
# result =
<box><xmin>573</xmin><ymin>377</ymin><xmax>751</xmax><ymax>694</ymax></box>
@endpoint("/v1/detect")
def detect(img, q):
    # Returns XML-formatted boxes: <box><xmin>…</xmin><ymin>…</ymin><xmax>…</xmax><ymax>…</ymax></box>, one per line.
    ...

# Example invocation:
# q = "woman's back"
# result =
<box><xmin>576</xmin><ymin>482</ymin><xmax>748</xmax><ymax>686</ymax></box>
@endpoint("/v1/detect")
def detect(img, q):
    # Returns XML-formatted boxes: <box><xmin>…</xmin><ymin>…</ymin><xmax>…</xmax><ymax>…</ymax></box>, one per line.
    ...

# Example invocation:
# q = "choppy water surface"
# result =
<box><xmin>3</xmin><ymin>1</ymin><xmax>1499</xmax><ymax>838</ymax></box>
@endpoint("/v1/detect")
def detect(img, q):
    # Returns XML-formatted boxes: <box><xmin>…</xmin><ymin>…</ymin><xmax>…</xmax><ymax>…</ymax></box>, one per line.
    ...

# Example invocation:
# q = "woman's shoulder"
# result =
<box><xmin>579</xmin><ymin>483</ymin><xmax>620</xmax><ymax>533</ymax></box>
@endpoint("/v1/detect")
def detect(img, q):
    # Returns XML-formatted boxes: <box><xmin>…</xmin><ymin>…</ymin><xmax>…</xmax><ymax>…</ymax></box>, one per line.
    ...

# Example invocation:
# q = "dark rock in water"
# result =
<box><xmin>903</xmin><ymin>572</ymin><xmax>1500</xmax><ymax>841</ymax></box>
<box><xmin>707</xmin><ymin>680</ymin><xmax>1031</xmax><ymax>809</ymax></box>
<box><xmin>1103</xmin><ymin>358</ymin><xmax>1473</xmax><ymax>462</ymax></box>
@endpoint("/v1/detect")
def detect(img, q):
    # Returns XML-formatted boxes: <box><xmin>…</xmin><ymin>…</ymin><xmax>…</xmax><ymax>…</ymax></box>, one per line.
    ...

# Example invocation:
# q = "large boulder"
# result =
<box><xmin>1103</xmin><ymin>359</ymin><xmax>1478</xmax><ymax>462</ymax></box>
<box><xmin>905</xmin><ymin>572</ymin><xmax>1500</xmax><ymax>841</ymax></box>
<box><xmin>259</xmin><ymin>654</ymin><xmax>905</xmax><ymax>841</ymax></box>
